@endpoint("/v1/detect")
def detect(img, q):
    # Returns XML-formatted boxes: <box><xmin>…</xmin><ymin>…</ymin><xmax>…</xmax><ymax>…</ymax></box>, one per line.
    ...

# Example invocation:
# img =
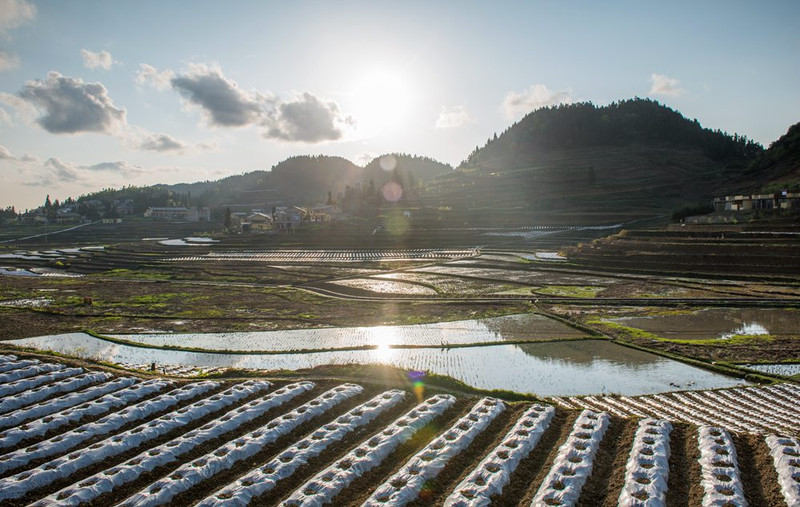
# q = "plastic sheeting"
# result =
<box><xmin>365</xmin><ymin>397</ymin><xmax>505</xmax><ymax>507</ymax></box>
<box><xmin>765</xmin><ymin>435</ymin><xmax>800</xmax><ymax>507</ymax></box>
<box><xmin>119</xmin><ymin>383</ymin><xmax>363</xmax><ymax>507</ymax></box>
<box><xmin>444</xmin><ymin>404</ymin><xmax>555</xmax><ymax>506</ymax></box>
<box><xmin>0</xmin><ymin>371</ymin><xmax>111</xmax><ymax>414</ymax></box>
<box><xmin>617</xmin><ymin>419</ymin><xmax>672</xmax><ymax>507</ymax></box>
<box><xmin>284</xmin><ymin>394</ymin><xmax>456</xmax><ymax>507</ymax></box>
<box><xmin>0</xmin><ymin>376</ymin><xmax>135</xmax><ymax>430</ymax></box>
<box><xmin>0</xmin><ymin>379</ymin><xmax>168</xmax><ymax>452</ymax></box>
<box><xmin>0</xmin><ymin>366</ymin><xmax>79</xmax><ymax>399</ymax></box>
<box><xmin>199</xmin><ymin>389</ymin><xmax>406</xmax><ymax>506</ymax></box>
<box><xmin>0</xmin><ymin>358</ymin><xmax>39</xmax><ymax>374</ymax></box>
<box><xmin>0</xmin><ymin>362</ymin><xmax>61</xmax><ymax>384</ymax></box>
<box><xmin>531</xmin><ymin>409</ymin><xmax>610</xmax><ymax>507</ymax></box>
<box><xmin>697</xmin><ymin>426</ymin><xmax>747</xmax><ymax>507</ymax></box>
<box><xmin>0</xmin><ymin>380</ymin><xmax>267</xmax><ymax>502</ymax></box>
<box><xmin>0</xmin><ymin>380</ymin><xmax>215</xmax><ymax>484</ymax></box>
<box><xmin>36</xmin><ymin>382</ymin><xmax>323</xmax><ymax>507</ymax></box>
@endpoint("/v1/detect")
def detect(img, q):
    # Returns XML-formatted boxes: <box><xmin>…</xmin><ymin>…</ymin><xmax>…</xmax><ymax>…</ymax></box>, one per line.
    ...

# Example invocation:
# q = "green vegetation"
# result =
<box><xmin>533</xmin><ymin>285</ymin><xmax>604</xmax><ymax>298</ymax></box>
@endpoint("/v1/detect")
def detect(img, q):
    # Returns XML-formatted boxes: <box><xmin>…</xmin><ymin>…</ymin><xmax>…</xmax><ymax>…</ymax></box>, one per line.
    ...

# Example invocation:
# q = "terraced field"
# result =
<box><xmin>0</xmin><ymin>354</ymin><xmax>797</xmax><ymax>506</ymax></box>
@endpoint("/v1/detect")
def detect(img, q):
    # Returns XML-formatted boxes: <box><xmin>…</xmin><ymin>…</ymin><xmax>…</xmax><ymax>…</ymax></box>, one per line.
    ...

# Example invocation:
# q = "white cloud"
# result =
<box><xmin>81</xmin><ymin>49</ymin><xmax>116</xmax><ymax>70</ymax></box>
<box><xmin>0</xmin><ymin>49</ymin><xmax>19</xmax><ymax>71</ymax></box>
<box><xmin>0</xmin><ymin>0</ymin><xmax>35</xmax><ymax>34</ymax></box>
<box><xmin>18</xmin><ymin>72</ymin><xmax>127</xmax><ymax>134</ymax></box>
<box><xmin>262</xmin><ymin>92</ymin><xmax>353</xmax><ymax>143</ymax></box>
<box><xmin>24</xmin><ymin>157</ymin><xmax>146</xmax><ymax>187</ymax></box>
<box><xmin>0</xmin><ymin>144</ymin><xmax>13</xmax><ymax>159</ymax></box>
<box><xmin>502</xmin><ymin>84</ymin><xmax>573</xmax><ymax>120</ymax></box>
<box><xmin>649</xmin><ymin>73</ymin><xmax>685</xmax><ymax>97</ymax></box>
<box><xmin>435</xmin><ymin>105</ymin><xmax>473</xmax><ymax>129</ymax></box>
<box><xmin>135</xmin><ymin>63</ymin><xmax>175</xmax><ymax>91</ymax></box>
<box><xmin>171</xmin><ymin>63</ymin><xmax>265</xmax><ymax>127</ymax></box>
<box><xmin>137</xmin><ymin>132</ymin><xmax>186</xmax><ymax>152</ymax></box>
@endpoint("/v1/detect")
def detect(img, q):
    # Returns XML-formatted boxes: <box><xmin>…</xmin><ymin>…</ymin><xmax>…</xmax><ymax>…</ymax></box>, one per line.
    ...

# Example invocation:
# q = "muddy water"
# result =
<box><xmin>8</xmin><ymin>333</ymin><xmax>747</xmax><ymax>396</ymax></box>
<box><xmin>613</xmin><ymin>308</ymin><xmax>800</xmax><ymax>340</ymax></box>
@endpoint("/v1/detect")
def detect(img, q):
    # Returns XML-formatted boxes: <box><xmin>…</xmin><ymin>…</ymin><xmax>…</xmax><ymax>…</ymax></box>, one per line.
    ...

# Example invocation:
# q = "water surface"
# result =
<box><xmin>7</xmin><ymin>333</ymin><xmax>747</xmax><ymax>396</ymax></box>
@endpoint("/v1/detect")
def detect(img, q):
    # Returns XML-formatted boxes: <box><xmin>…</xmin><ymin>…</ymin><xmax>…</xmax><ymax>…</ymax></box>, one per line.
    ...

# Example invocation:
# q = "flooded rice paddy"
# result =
<box><xmin>109</xmin><ymin>314</ymin><xmax>589</xmax><ymax>351</ymax></box>
<box><xmin>612</xmin><ymin>308</ymin><xmax>800</xmax><ymax>340</ymax></box>
<box><xmin>9</xmin><ymin>326</ymin><xmax>748</xmax><ymax>396</ymax></box>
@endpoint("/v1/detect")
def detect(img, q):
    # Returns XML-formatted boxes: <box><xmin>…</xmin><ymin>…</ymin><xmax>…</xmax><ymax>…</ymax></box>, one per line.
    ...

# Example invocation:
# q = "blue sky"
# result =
<box><xmin>1</xmin><ymin>0</ymin><xmax>798</xmax><ymax>210</ymax></box>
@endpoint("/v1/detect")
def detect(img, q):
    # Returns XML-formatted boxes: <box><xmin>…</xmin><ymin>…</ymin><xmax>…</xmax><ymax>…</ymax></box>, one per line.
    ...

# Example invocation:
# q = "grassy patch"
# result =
<box><xmin>533</xmin><ymin>285</ymin><xmax>604</xmax><ymax>298</ymax></box>
<box><xmin>663</xmin><ymin>334</ymin><xmax>776</xmax><ymax>347</ymax></box>
<box><xmin>99</xmin><ymin>268</ymin><xmax>172</xmax><ymax>280</ymax></box>
<box><xmin>585</xmin><ymin>319</ymin><xmax>662</xmax><ymax>340</ymax></box>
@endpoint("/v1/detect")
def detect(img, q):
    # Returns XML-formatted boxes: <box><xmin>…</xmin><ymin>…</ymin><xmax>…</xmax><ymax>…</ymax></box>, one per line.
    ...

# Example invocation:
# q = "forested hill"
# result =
<box><xmin>750</xmin><ymin>121</ymin><xmax>800</xmax><ymax>192</ymax></box>
<box><xmin>422</xmin><ymin>99</ymin><xmax>772</xmax><ymax>225</ymax></box>
<box><xmin>75</xmin><ymin>154</ymin><xmax>453</xmax><ymax>211</ymax></box>
<box><xmin>461</xmin><ymin>99</ymin><xmax>763</xmax><ymax>169</ymax></box>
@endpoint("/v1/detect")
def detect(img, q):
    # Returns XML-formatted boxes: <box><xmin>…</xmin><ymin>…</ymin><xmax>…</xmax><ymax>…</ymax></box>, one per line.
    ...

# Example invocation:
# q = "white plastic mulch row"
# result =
<box><xmin>0</xmin><ymin>358</ymin><xmax>39</xmax><ymax>374</ymax></box>
<box><xmin>697</xmin><ymin>426</ymin><xmax>747</xmax><ymax>507</ymax></box>
<box><xmin>0</xmin><ymin>380</ymin><xmax>213</xmax><ymax>476</ymax></box>
<box><xmin>531</xmin><ymin>409</ymin><xmax>611</xmax><ymax>507</ymax></box>
<box><xmin>0</xmin><ymin>379</ymin><xmax>169</xmax><ymax>451</ymax></box>
<box><xmin>199</xmin><ymin>389</ymin><xmax>407</xmax><ymax>506</ymax></box>
<box><xmin>284</xmin><ymin>394</ymin><xmax>456</xmax><ymax>507</ymax></box>
<box><xmin>38</xmin><ymin>382</ymin><xmax>318</xmax><ymax>507</ymax></box>
<box><xmin>0</xmin><ymin>354</ymin><xmax>17</xmax><ymax>362</ymax></box>
<box><xmin>722</xmin><ymin>389</ymin><xmax>798</xmax><ymax>431</ymax></box>
<box><xmin>0</xmin><ymin>371</ymin><xmax>111</xmax><ymax>415</ymax></box>
<box><xmin>0</xmin><ymin>380</ymin><xmax>268</xmax><ymax>502</ymax></box>
<box><xmin>0</xmin><ymin>366</ymin><xmax>81</xmax><ymax>399</ymax></box>
<box><xmin>765</xmin><ymin>435</ymin><xmax>800</xmax><ymax>507</ymax></box>
<box><xmin>0</xmin><ymin>376</ymin><xmax>136</xmax><ymax>430</ymax></box>
<box><xmin>118</xmin><ymin>383</ymin><xmax>363</xmax><ymax>507</ymax></box>
<box><xmin>364</xmin><ymin>397</ymin><xmax>506</xmax><ymax>507</ymax></box>
<box><xmin>689</xmin><ymin>390</ymin><xmax>791</xmax><ymax>435</ymax></box>
<box><xmin>444</xmin><ymin>404</ymin><xmax>555</xmax><ymax>506</ymax></box>
<box><xmin>675</xmin><ymin>393</ymin><xmax>754</xmax><ymax>434</ymax></box>
<box><xmin>0</xmin><ymin>362</ymin><xmax>62</xmax><ymax>384</ymax></box>
<box><xmin>617</xmin><ymin>419</ymin><xmax>672</xmax><ymax>507</ymax></box>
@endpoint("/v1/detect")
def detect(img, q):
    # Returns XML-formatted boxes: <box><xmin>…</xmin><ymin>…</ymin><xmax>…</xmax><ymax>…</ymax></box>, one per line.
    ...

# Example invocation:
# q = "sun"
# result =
<box><xmin>351</xmin><ymin>68</ymin><xmax>414</xmax><ymax>135</ymax></box>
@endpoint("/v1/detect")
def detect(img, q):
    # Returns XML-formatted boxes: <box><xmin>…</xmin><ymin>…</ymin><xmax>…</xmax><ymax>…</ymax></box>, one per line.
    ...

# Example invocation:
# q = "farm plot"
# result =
<box><xmin>550</xmin><ymin>383</ymin><xmax>800</xmax><ymax>435</ymax></box>
<box><xmin>326</xmin><ymin>278</ymin><xmax>438</xmax><ymax>296</ymax></box>
<box><xmin>371</xmin><ymin>272</ymin><xmax>519</xmax><ymax>295</ymax></box>
<box><xmin>0</xmin><ymin>353</ymin><xmax>796</xmax><ymax>506</ymax></box>
<box><xmin>164</xmin><ymin>249</ymin><xmax>477</xmax><ymax>264</ymax></box>
<box><xmin>109</xmin><ymin>314</ymin><xmax>589</xmax><ymax>352</ymax></box>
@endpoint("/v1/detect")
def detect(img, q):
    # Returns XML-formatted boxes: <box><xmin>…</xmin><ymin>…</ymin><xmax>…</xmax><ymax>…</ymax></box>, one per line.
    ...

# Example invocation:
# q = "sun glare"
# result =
<box><xmin>351</xmin><ymin>68</ymin><xmax>413</xmax><ymax>135</ymax></box>
<box><xmin>369</xmin><ymin>325</ymin><xmax>397</xmax><ymax>361</ymax></box>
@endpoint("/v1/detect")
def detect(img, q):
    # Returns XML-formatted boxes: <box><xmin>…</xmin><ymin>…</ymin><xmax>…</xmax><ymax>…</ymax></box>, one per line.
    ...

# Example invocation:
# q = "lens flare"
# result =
<box><xmin>408</xmin><ymin>370</ymin><xmax>425</xmax><ymax>402</ymax></box>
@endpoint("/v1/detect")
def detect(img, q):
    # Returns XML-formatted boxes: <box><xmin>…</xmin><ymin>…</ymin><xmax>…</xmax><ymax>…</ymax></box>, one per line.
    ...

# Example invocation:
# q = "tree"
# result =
<box><xmin>224</xmin><ymin>207</ymin><xmax>232</xmax><ymax>230</ymax></box>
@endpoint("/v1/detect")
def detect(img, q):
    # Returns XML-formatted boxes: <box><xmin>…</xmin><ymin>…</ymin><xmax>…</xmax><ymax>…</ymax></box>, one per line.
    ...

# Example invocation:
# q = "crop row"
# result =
<box><xmin>555</xmin><ymin>383</ymin><xmax>800</xmax><ymax>435</ymax></box>
<box><xmin>0</xmin><ymin>354</ymin><xmax>797</xmax><ymax>506</ymax></box>
<box><xmin>164</xmin><ymin>248</ymin><xmax>477</xmax><ymax>263</ymax></box>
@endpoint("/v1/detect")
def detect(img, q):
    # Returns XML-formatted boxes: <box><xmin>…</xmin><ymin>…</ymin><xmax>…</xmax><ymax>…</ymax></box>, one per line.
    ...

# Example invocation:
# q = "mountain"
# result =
<box><xmin>421</xmin><ymin>99</ymin><xmax>768</xmax><ymax>225</ymax></box>
<box><xmin>749</xmin><ymin>121</ymin><xmax>800</xmax><ymax>193</ymax></box>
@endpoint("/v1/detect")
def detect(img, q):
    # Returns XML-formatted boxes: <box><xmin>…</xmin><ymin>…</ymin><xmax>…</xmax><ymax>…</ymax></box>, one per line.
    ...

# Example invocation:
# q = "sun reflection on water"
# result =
<box><xmin>369</xmin><ymin>326</ymin><xmax>397</xmax><ymax>362</ymax></box>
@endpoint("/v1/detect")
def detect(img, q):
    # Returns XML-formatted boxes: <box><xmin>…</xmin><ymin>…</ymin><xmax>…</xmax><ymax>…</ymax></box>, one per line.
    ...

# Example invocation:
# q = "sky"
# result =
<box><xmin>0</xmin><ymin>0</ymin><xmax>798</xmax><ymax>211</ymax></box>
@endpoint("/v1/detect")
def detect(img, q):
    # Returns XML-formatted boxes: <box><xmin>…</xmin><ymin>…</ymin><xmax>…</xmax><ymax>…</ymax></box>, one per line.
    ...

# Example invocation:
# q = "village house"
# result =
<box><xmin>144</xmin><ymin>206</ymin><xmax>211</xmax><ymax>222</ymax></box>
<box><xmin>273</xmin><ymin>206</ymin><xmax>307</xmax><ymax>230</ymax></box>
<box><xmin>713</xmin><ymin>191</ymin><xmax>800</xmax><ymax>212</ymax></box>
